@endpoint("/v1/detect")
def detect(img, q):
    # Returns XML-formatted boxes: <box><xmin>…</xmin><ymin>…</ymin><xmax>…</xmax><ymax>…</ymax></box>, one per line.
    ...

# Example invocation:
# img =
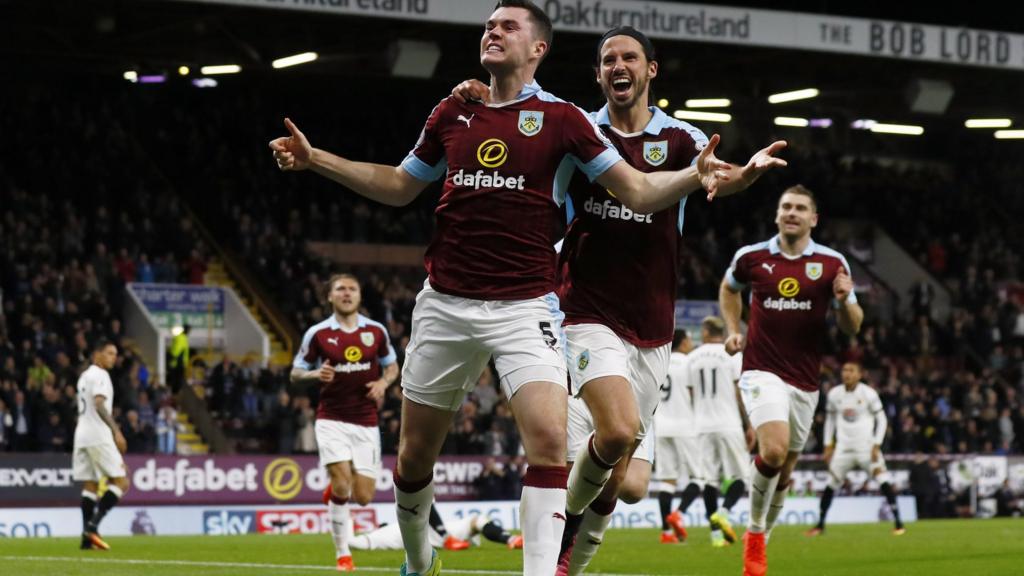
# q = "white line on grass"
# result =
<box><xmin>1</xmin><ymin>556</ymin><xmax>691</xmax><ymax>576</ymax></box>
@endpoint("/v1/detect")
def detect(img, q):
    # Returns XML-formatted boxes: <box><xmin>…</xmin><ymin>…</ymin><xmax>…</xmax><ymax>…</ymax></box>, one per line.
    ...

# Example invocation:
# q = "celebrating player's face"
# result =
<box><xmin>841</xmin><ymin>363</ymin><xmax>861</xmax><ymax>387</ymax></box>
<box><xmin>328</xmin><ymin>278</ymin><xmax>361</xmax><ymax>316</ymax></box>
<box><xmin>774</xmin><ymin>192</ymin><xmax>818</xmax><ymax>240</ymax></box>
<box><xmin>596</xmin><ymin>36</ymin><xmax>657</xmax><ymax>110</ymax></box>
<box><xmin>480</xmin><ymin>7</ymin><xmax>545</xmax><ymax>72</ymax></box>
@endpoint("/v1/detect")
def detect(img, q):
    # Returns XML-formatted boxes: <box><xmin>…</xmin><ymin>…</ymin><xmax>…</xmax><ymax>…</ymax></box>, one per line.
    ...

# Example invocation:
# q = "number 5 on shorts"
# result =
<box><xmin>539</xmin><ymin>321</ymin><xmax>557</xmax><ymax>349</ymax></box>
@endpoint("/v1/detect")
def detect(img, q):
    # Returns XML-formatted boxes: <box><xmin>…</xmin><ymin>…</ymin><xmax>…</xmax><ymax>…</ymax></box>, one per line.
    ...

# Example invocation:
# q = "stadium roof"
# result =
<box><xmin>4</xmin><ymin>0</ymin><xmax>1023</xmax><ymax>149</ymax></box>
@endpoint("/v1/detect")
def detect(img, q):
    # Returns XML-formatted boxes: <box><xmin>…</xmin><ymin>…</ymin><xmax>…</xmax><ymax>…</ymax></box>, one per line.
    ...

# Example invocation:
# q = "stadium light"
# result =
<box><xmin>685</xmin><ymin>98</ymin><xmax>731</xmax><ymax>108</ymax></box>
<box><xmin>123</xmin><ymin>70</ymin><xmax>138</xmax><ymax>83</ymax></box>
<box><xmin>870</xmin><ymin>123</ymin><xmax>924</xmax><ymax>136</ymax></box>
<box><xmin>139</xmin><ymin>74</ymin><xmax>166</xmax><ymax>84</ymax></box>
<box><xmin>809</xmin><ymin>118</ymin><xmax>833</xmax><ymax>128</ymax></box>
<box><xmin>673</xmin><ymin>110</ymin><xmax>731</xmax><ymax>123</ymax></box>
<box><xmin>965</xmin><ymin>118</ymin><xmax>1012</xmax><ymax>129</ymax></box>
<box><xmin>272</xmin><ymin>52</ymin><xmax>319</xmax><ymax>69</ymax></box>
<box><xmin>192</xmin><ymin>78</ymin><xmax>218</xmax><ymax>88</ymax></box>
<box><xmin>178</xmin><ymin>66</ymin><xmax>190</xmax><ymax>76</ymax></box>
<box><xmin>201</xmin><ymin>64</ymin><xmax>241</xmax><ymax>75</ymax></box>
<box><xmin>851</xmin><ymin>119</ymin><xmax>876</xmax><ymax>130</ymax></box>
<box><xmin>657</xmin><ymin>98</ymin><xmax>669</xmax><ymax>108</ymax></box>
<box><xmin>774</xmin><ymin>117</ymin><xmax>809</xmax><ymax>127</ymax></box>
<box><xmin>767</xmin><ymin>88</ymin><xmax>819</xmax><ymax>104</ymax></box>
<box><xmin>994</xmin><ymin>130</ymin><xmax>1024</xmax><ymax>139</ymax></box>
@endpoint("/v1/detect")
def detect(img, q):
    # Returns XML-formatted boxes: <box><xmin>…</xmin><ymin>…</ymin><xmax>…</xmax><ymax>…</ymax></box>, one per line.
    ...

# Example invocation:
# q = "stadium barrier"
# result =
<box><xmin>0</xmin><ymin>496</ymin><xmax>918</xmax><ymax>538</ymax></box>
<box><xmin>4</xmin><ymin>453</ymin><xmax>1020</xmax><ymax>508</ymax></box>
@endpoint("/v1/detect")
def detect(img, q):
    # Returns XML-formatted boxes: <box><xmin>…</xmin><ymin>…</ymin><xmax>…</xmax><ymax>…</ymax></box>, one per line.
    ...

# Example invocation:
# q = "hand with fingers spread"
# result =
<box><xmin>695</xmin><ymin>133</ymin><xmax>735</xmax><ymax>199</ymax></box>
<box><xmin>269</xmin><ymin>118</ymin><xmax>313</xmax><ymax>171</ymax></box>
<box><xmin>451</xmin><ymin>79</ymin><xmax>490</xmax><ymax>104</ymax></box>
<box><xmin>833</xmin><ymin>267</ymin><xmax>854</xmax><ymax>303</ymax></box>
<box><xmin>705</xmin><ymin>140</ymin><xmax>789</xmax><ymax>201</ymax></box>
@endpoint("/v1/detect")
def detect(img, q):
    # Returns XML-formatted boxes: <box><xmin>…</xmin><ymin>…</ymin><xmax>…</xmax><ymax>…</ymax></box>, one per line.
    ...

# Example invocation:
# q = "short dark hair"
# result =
<box><xmin>495</xmin><ymin>1</ymin><xmax>553</xmax><ymax>50</ymax></box>
<box><xmin>671</xmin><ymin>329</ymin><xmax>689</xmax><ymax>350</ymax></box>
<box><xmin>92</xmin><ymin>338</ymin><xmax>116</xmax><ymax>354</ymax></box>
<box><xmin>596</xmin><ymin>26</ymin><xmax>657</xmax><ymax>65</ymax></box>
<box><xmin>780</xmin><ymin>184</ymin><xmax>817</xmax><ymax>211</ymax></box>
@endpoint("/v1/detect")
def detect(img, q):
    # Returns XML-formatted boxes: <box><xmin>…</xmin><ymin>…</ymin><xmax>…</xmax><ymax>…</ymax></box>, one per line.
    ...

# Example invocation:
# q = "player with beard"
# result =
<box><xmin>292</xmin><ymin>274</ymin><xmax>399</xmax><ymax>571</ymax></box>
<box><xmin>454</xmin><ymin>25</ymin><xmax>787</xmax><ymax>575</ymax></box>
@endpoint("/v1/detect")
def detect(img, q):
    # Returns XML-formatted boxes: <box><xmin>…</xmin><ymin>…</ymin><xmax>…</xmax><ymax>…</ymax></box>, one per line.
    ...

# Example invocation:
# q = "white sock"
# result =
<box><xmin>566</xmin><ymin>435</ymin><xmax>617</xmax><ymax>515</ymax></box>
<box><xmin>521</xmin><ymin>465</ymin><xmax>568</xmax><ymax>576</ymax></box>
<box><xmin>568</xmin><ymin>501</ymin><xmax>615</xmax><ymax>576</ymax></box>
<box><xmin>749</xmin><ymin>458</ymin><xmax>780</xmax><ymax>534</ymax></box>
<box><xmin>764</xmin><ymin>482</ymin><xmax>789</xmax><ymax>535</ymax></box>
<box><xmin>395</xmin><ymin>477</ymin><xmax>434</xmax><ymax>573</ymax></box>
<box><xmin>329</xmin><ymin>499</ymin><xmax>351</xmax><ymax>558</ymax></box>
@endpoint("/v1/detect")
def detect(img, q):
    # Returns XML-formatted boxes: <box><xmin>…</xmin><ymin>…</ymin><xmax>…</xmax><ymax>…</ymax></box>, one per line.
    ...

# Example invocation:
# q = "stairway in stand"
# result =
<box><xmin>204</xmin><ymin>258</ymin><xmax>293</xmax><ymax>367</ymax></box>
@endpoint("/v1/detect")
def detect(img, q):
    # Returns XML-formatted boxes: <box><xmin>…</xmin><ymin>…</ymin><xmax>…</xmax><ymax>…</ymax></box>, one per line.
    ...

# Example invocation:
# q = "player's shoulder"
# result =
<box><xmin>731</xmin><ymin>239</ymin><xmax>773</xmax><ymax>262</ymax></box>
<box><xmin>302</xmin><ymin>316</ymin><xmax>337</xmax><ymax>339</ymax></box>
<box><xmin>695</xmin><ymin>342</ymin><xmax>728</xmax><ymax>357</ymax></box>
<box><xmin>358</xmin><ymin>314</ymin><xmax>390</xmax><ymax>336</ymax></box>
<box><xmin>655</xmin><ymin>112</ymin><xmax>709</xmax><ymax>147</ymax></box>
<box><xmin>809</xmin><ymin>241</ymin><xmax>851</xmax><ymax>267</ymax></box>
<box><xmin>530</xmin><ymin>90</ymin><xmax>592</xmax><ymax>122</ymax></box>
<box><xmin>669</xmin><ymin>351</ymin><xmax>688</xmax><ymax>367</ymax></box>
<box><xmin>858</xmin><ymin>382</ymin><xmax>880</xmax><ymax>397</ymax></box>
<box><xmin>80</xmin><ymin>364</ymin><xmax>103</xmax><ymax>382</ymax></box>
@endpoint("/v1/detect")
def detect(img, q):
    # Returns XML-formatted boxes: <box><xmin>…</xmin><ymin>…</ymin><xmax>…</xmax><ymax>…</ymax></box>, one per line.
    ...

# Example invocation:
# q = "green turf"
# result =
<box><xmin>2</xmin><ymin>520</ymin><xmax>1022</xmax><ymax>575</ymax></box>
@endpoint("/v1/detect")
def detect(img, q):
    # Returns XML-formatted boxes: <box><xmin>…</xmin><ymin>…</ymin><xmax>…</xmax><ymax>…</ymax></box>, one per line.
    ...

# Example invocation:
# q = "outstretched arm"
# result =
<box><xmin>450</xmin><ymin>79</ymin><xmax>787</xmax><ymax>213</ymax></box>
<box><xmin>270</xmin><ymin>118</ymin><xmax>429</xmax><ymax>207</ymax></box>
<box><xmin>595</xmin><ymin>136</ymin><xmax>788</xmax><ymax>214</ymax></box>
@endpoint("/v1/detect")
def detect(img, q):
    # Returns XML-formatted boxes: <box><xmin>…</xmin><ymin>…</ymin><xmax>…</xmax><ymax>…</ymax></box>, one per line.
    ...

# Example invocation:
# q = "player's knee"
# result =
<box><xmin>617</xmin><ymin>479</ymin><xmax>646</xmax><ymax>504</ymax></box>
<box><xmin>397</xmin><ymin>439</ymin><xmax>437</xmax><ymax>480</ymax></box>
<box><xmin>114</xmin><ymin>476</ymin><xmax>130</xmax><ymax>494</ymax></box>
<box><xmin>397</xmin><ymin>451</ymin><xmax>433</xmax><ymax>482</ymax></box>
<box><xmin>351</xmin><ymin>484</ymin><xmax>374</xmax><ymax>506</ymax></box>
<box><xmin>331</xmin><ymin>478</ymin><xmax>353</xmax><ymax>498</ymax></box>
<box><xmin>525</xmin><ymin>428</ymin><xmax>566</xmax><ymax>466</ymax></box>
<box><xmin>596</xmin><ymin>421</ymin><xmax>638</xmax><ymax>461</ymax></box>
<box><xmin>760</xmin><ymin>444</ymin><xmax>787</xmax><ymax>469</ymax></box>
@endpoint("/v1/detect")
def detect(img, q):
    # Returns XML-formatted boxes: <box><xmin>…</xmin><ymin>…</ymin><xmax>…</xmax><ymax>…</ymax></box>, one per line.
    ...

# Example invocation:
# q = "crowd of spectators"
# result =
<box><xmin>0</xmin><ymin>86</ymin><xmax>210</xmax><ymax>454</ymax></box>
<box><xmin>3</xmin><ymin>78</ymin><xmax>1022</xmax><ymax>481</ymax></box>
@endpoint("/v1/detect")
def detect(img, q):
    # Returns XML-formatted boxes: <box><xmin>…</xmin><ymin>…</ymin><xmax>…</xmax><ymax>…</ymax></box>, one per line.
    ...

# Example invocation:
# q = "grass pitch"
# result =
<box><xmin>3</xmin><ymin>519</ymin><xmax>1022</xmax><ymax>575</ymax></box>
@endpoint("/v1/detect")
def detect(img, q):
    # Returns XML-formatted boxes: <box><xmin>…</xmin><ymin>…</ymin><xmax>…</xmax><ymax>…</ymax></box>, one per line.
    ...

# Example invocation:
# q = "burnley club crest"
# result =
<box><xmin>518</xmin><ymin>111</ymin><xmax>544</xmax><ymax>137</ymax></box>
<box><xmin>643</xmin><ymin>141</ymin><xmax>668</xmax><ymax>167</ymax></box>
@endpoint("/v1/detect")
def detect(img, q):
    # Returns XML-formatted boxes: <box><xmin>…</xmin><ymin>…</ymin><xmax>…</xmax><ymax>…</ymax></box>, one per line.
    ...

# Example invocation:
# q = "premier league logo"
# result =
<box><xmin>360</xmin><ymin>332</ymin><xmax>375</xmax><ymax>347</ymax></box>
<box><xmin>643</xmin><ymin>141</ymin><xmax>668</xmax><ymax>167</ymax></box>
<box><xmin>518</xmin><ymin>110</ymin><xmax>544</xmax><ymax>136</ymax></box>
<box><xmin>805</xmin><ymin>262</ymin><xmax>823</xmax><ymax>281</ymax></box>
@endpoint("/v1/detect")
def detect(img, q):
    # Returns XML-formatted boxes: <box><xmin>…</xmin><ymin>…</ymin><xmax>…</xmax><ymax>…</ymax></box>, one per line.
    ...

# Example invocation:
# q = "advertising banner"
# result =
<box><xmin>0</xmin><ymin>454</ymin><xmax>492</xmax><ymax>507</ymax></box>
<box><xmin>166</xmin><ymin>0</ymin><xmax>1024</xmax><ymax>71</ymax></box>
<box><xmin>0</xmin><ymin>496</ymin><xmax>916</xmax><ymax>538</ymax></box>
<box><xmin>128</xmin><ymin>283</ymin><xmax>225</xmax><ymax>345</ymax></box>
<box><xmin>4</xmin><ymin>452</ymin><xmax>1015</xmax><ymax>509</ymax></box>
